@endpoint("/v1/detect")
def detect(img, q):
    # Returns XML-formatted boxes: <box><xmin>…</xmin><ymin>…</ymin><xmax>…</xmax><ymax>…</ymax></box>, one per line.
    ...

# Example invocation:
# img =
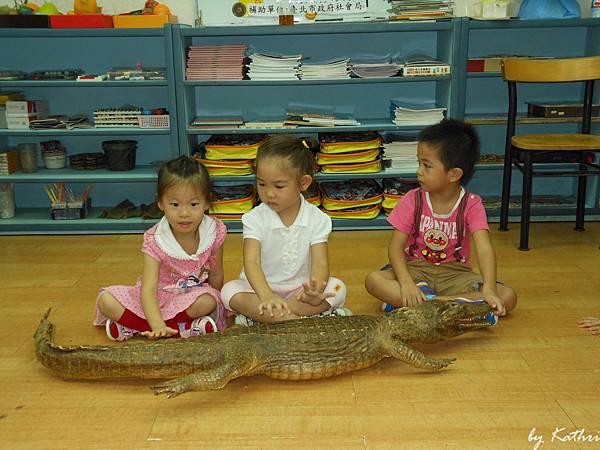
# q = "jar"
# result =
<box><xmin>18</xmin><ymin>143</ymin><xmax>38</xmax><ymax>173</ymax></box>
<box><xmin>0</xmin><ymin>183</ymin><xmax>15</xmax><ymax>219</ymax></box>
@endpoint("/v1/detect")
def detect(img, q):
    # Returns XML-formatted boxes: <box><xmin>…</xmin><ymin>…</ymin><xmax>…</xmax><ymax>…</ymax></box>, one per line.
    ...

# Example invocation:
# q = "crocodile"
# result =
<box><xmin>34</xmin><ymin>300</ymin><xmax>494</xmax><ymax>398</ymax></box>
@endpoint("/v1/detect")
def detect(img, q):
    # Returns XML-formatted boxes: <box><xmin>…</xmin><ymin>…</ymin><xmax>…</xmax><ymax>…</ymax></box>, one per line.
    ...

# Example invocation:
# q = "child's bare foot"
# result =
<box><xmin>577</xmin><ymin>317</ymin><xmax>600</xmax><ymax>336</ymax></box>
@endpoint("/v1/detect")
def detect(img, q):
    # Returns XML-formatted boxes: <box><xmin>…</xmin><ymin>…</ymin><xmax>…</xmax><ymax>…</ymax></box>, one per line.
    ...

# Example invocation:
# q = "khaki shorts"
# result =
<box><xmin>406</xmin><ymin>260</ymin><xmax>483</xmax><ymax>296</ymax></box>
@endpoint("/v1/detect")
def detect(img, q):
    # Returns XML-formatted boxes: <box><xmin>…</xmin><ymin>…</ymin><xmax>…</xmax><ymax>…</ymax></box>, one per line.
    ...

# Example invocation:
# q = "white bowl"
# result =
<box><xmin>43</xmin><ymin>154</ymin><xmax>67</xmax><ymax>169</ymax></box>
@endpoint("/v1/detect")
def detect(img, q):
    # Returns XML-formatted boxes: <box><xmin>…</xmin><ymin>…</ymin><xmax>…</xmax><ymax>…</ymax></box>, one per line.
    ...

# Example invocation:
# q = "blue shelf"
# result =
<box><xmin>467</xmin><ymin>18</ymin><xmax>600</xmax><ymax>30</ymax></box>
<box><xmin>0</xmin><ymin>128</ymin><xmax>171</xmax><ymax>136</ymax></box>
<box><xmin>0</xmin><ymin>80</ymin><xmax>167</xmax><ymax>87</ymax></box>
<box><xmin>187</xmin><ymin>120</ymin><xmax>430</xmax><ymax>135</ymax></box>
<box><xmin>180</xmin><ymin>21</ymin><xmax>453</xmax><ymax>37</ymax></box>
<box><xmin>183</xmin><ymin>76</ymin><xmax>451</xmax><ymax>86</ymax></box>
<box><xmin>3</xmin><ymin>166</ymin><xmax>158</xmax><ymax>183</ymax></box>
<box><xmin>0</xmin><ymin>28</ymin><xmax>168</xmax><ymax>38</ymax></box>
<box><xmin>0</xmin><ymin>208</ymin><xmax>159</xmax><ymax>235</ymax></box>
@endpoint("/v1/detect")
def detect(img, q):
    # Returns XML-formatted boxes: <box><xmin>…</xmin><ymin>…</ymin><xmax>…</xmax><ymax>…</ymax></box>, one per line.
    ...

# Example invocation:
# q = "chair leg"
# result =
<box><xmin>519</xmin><ymin>152</ymin><xmax>533</xmax><ymax>251</ymax></box>
<box><xmin>575</xmin><ymin>163</ymin><xmax>587</xmax><ymax>231</ymax></box>
<box><xmin>499</xmin><ymin>151</ymin><xmax>513</xmax><ymax>231</ymax></box>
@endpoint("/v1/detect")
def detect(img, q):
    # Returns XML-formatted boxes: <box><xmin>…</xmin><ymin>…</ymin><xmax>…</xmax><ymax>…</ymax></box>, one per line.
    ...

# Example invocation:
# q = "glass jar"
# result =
<box><xmin>0</xmin><ymin>183</ymin><xmax>15</xmax><ymax>219</ymax></box>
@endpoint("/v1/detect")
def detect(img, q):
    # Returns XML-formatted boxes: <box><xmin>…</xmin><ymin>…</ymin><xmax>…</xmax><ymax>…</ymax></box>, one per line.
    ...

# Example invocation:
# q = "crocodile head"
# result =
<box><xmin>388</xmin><ymin>300</ymin><xmax>494</xmax><ymax>343</ymax></box>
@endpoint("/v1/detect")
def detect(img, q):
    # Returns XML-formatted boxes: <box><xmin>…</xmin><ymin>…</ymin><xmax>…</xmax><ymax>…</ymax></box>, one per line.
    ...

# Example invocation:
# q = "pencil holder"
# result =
<box><xmin>50</xmin><ymin>198</ymin><xmax>92</xmax><ymax>220</ymax></box>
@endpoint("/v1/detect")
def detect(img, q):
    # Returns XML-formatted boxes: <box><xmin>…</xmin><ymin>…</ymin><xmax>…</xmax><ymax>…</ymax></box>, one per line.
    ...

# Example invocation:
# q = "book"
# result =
<box><xmin>527</xmin><ymin>102</ymin><xmax>600</xmax><ymax>118</ymax></box>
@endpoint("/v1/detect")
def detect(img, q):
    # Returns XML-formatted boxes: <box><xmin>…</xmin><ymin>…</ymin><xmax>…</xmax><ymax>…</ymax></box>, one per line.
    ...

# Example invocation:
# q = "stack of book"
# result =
<box><xmin>189</xmin><ymin>116</ymin><xmax>244</xmax><ymax>129</ymax></box>
<box><xmin>350</xmin><ymin>61</ymin><xmax>402</xmax><ymax>78</ymax></box>
<box><xmin>391</xmin><ymin>101</ymin><xmax>446</xmax><ymax>126</ymax></box>
<box><xmin>0</xmin><ymin>150</ymin><xmax>20</xmax><ymax>175</ymax></box>
<box><xmin>299</xmin><ymin>58</ymin><xmax>351</xmax><ymax>80</ymax></box>
<box><xmin>382</xmin><ymin>139</ymin><xmax>419</xmax><ymax>171</ymax></box>
<box><xmin>388</xmin><ymin>0</ymin><xmax>453</xmax><ymax>20</ymax></box>
<box><xmin>186</xmin><ymin>44</ymin><xmax>247</xmax><ymax>81</ymax></box>
<box><xmin>317</xmin><ymin>132</ymin><xmax>383</xmax><ymax>174</ymax></box>
<box><xmin>247</xmin><ymin>52</ymin><xmax>301</xmax><ymax>80</ymax></box>
<box><xmin>285</xmin><ymin>110</ymin><xmax>360</xmax><ymax>127</ymax></box>
<box><xmin>401</xmin><ymin>55</ymin><xmax>450</xmax><ymax>77</ymax></box>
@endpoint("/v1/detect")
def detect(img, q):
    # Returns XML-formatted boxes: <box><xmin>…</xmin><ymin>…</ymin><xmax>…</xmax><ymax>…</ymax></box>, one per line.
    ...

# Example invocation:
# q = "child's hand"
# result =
<box><xmin>141</xmin><ymin>326</ymin><xmax>178</xmax><ymax>340</ymax></box>
<box><xmin>297</xmin><ymin>278</ymin><xmax>335</xmax><ymax>306</ymax></box>
<box><xmin>401</xmin><ymin>281</ymin><xmax>424</xmax><ymax>307</ymax></box>
<box><xmin>577</xmin><ymin>317</ymin><xmax>600</xmax><ymax>335</ymax></box>
<box><xmin>482</xmin><ymin>288</ymin><xmax>506</xmax><ymax>316</ymax></box>
<box><xmin>258</xmin><ymin>294</ymin><xmax>292</xmax><ymax>318</ymax></box>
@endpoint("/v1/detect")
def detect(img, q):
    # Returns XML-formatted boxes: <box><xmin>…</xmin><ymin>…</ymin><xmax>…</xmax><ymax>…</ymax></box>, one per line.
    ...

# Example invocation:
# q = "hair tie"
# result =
<box><xmin>302</xmin><ymin>139</ymin><xmax>310</xmax><ymax>149</ymax></box>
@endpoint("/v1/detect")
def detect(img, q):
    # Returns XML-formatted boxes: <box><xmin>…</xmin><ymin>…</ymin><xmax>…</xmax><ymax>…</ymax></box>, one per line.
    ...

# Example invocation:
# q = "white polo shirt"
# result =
<box><xmin>240</xmin><ymin>195</ymin><xmax>332</xmax><ymax>287</ymax></box>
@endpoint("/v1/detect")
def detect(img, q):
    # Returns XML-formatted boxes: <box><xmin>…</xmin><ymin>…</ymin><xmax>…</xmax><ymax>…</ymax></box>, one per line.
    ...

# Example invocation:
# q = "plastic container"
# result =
<box><xmin>18</xmin><ymin>143</ymin><xmax>38</xmax><ymax>173</ymax></box>
<box><xmin>0</xmin><ymin>183</ymin><xmax>15</xmax><ymax>219</ymax></box>
<box><xmin>112</xmin><ymin>15</ymin><xmax>177</xmax><ymax>28</ymax></box>
<box><xmin>592</xmin><ymin>0</ymin><xmax>600</xmax><ymax>17</ymax></box>
<box><xmin>50</xmin><ymin>198</ymin><xmax>91</xmax><ymax>220</ymax></box>
<box><xmin>50</xmin><ymin>14</ymin><xmax>113</xmax><ymax>28</ymax></box>
<box><xmin>102</xmin><ymin>140</ymin><xmax>137</xmax><ymax>171</ymax></box>
<box><xmin>137</xmin><ymin>115</ymin><xmax>170</xmax><ymax>128</ymax></box>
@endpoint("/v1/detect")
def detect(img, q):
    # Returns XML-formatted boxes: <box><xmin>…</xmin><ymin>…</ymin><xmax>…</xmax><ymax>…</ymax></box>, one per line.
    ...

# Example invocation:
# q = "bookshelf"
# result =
<box><xmin>0</xmin><ymin>26</ymin><xmax>179</xmax><ymax>234</ymax></box>
<box><xmin>1</xmin><ymin>19</ymin><xmax>599</xmax><ymax>234</ymax></box>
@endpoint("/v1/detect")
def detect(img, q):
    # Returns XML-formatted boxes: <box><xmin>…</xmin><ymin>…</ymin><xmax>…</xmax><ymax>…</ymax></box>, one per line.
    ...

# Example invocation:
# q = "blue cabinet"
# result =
<box><xmin>172</xmin><ymin>21</ymin><xmax>462</xmax><ymax>231</ymax></box>
<box><xmin>0</xmin><ymin>27</ymin><xmax>179</xmax><ymax>234</ymax></box>
<box><xmin>461</xmin><ymin>18</ymin><xmax>600</xmax><ymax>219</ymax></box>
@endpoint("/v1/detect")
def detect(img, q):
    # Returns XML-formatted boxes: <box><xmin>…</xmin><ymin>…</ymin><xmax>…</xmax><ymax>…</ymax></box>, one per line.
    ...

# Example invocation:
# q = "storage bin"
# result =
<box><xmin>112</xmin><ymin>15</ymin><xmax>177</xmax><ymax>28</ymax></box>
<box><xmin>50</xmin><ymin>14</ymin><xmax>113</xmax><ymax>28</ymax></box>
<box><xmin>102</xmin><ymin>140</ymin><xmax>137</xmax><ymax>171</ymax></box>
<box><xmin>137</xmin><ymin>115</ymin><xmax>170</xmax><ymax>128</ymax></box>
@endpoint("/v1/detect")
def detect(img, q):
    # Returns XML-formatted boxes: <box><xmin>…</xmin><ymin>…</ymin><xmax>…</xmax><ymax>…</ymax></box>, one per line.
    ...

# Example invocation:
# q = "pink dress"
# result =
<box><xmin>94</xmin><ymin>215</ymin><xmax>228</xmax><ymax>330</ymax></box>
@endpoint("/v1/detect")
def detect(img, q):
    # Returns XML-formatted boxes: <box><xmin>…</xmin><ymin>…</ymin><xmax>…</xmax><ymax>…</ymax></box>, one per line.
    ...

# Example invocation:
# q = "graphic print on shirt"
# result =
<box><xmin>421</xmin><ymin>228</ymin><xmax>449</xmax><ymax>264</ymax></box>
<box><xmin>163</xmin><ymin>264</ymin><xmax>210</xmax><ymax>292</ymax></box>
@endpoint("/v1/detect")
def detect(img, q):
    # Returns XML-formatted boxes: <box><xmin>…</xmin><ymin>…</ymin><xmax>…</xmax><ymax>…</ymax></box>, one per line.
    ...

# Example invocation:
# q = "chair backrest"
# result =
<box><xmin>501</xmin><ymin>56</ymin><xmax>600</xmax><ymax>137</ymax></box>
<box><xmin>501</xmin><ymin>56</ymin><xmax>600</xmax><ymax>83</ymax></box>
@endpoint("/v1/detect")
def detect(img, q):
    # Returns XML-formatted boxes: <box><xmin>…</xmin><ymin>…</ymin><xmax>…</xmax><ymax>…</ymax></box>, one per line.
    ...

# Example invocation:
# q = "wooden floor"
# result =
<box><xmin>0</xmin><ymin>222</ymin><xmax>599</xmax><ymax>449</ymax></box>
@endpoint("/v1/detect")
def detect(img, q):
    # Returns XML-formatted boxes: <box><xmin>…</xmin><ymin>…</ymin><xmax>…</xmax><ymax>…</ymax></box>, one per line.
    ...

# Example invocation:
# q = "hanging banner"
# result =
<box><xmin>244</xmin><ymin>0</ymin><xmax>369</xmax><ymax>17</ymax></box>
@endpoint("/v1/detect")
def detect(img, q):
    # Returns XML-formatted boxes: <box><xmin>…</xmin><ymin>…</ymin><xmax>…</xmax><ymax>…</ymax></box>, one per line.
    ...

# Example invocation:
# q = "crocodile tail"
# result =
<box><xmin>34</xmin><ymin>308</ymin><xmax>55</xmax><ymax>350</ymax></box>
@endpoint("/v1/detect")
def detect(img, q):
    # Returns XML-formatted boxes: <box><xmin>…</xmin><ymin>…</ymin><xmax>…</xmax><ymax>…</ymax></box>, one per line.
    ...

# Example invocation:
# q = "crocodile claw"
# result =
<box><xmin>152</xmin><ymin>379</ymin><xmax>186</xmax><ymax>398</ymax></box>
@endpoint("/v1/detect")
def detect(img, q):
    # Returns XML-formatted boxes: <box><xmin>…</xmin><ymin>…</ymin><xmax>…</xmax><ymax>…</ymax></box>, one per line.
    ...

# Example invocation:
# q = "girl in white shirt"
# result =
<box><xmin>221</xmin><ymin>135</ymin><xmax>348</xmax><ymax>324</ymax></box>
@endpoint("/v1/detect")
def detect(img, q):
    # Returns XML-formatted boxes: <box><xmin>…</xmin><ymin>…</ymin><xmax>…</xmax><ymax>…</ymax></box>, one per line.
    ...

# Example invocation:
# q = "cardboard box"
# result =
<box><xmin>467</xmin><ymin>57</ymin><xmax>503</xmax><ymax>73</ymax></box>
<box><xmin>7</xmin><ymin>115</ymin><xmax>36</xmax><ymax>129</ymax></box>
<box><xmin>112</xmin><ymin>15</ymin><xmax>177</xmax><ymax>28</ymax></box>
<box><xmin>50</xmin><ymin>14</ymin><xmax>113</xmax><ymax>29</ymax></box>
<box><xmin>5</xmin><ymin>100</ymin><xmax>49</xmax><ymax>117</ymax></box>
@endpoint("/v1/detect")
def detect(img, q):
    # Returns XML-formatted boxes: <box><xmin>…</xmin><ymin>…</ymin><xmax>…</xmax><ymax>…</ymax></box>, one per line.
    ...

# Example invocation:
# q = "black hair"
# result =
<box><xmin>418</xmin><ymin>119</ymin><xmax>480</xmax><ymax>185</ymax></box>
<box><xmin>256</xmin><ymin>134</ymin><xmax>318</xmax><ymax>178</ymax></box>
<box><xmin>156</xmin><ymin>155</ymin><xmax>211</xmax><ymax>203</ymax></box>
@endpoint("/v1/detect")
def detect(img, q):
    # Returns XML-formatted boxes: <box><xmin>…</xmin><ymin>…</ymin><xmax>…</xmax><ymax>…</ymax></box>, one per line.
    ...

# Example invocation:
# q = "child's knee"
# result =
<box><xmin>364</xmin><ymin>271</ymin><xmax>381</xmax><ymax>292</ymax></box>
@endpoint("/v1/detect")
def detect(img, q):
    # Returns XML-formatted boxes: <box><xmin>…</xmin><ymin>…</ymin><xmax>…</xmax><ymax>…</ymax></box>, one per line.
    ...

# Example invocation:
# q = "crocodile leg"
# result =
<box><xmin>386</xmin><ymin>339</ymin><xmax>455</xmax><ymax>371</ymax></box>
<box><xmin>151</xmin><ymin>353</ymin><xmax>255</xmax><ymax>398</ymax></box>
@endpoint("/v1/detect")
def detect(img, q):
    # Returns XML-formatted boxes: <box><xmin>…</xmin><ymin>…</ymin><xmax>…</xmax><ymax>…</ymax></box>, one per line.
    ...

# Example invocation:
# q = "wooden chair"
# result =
<box><xmin>499</xmin><ymin>56</ymin><xmax>600</xmax><ymax>250</ymax></box>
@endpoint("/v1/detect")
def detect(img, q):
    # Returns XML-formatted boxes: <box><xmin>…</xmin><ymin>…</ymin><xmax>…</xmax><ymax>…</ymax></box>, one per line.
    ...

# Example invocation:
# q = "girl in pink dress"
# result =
<box><xmin>94</xmin><ymin>156</ymin><xmax>228</xmax><ymax>341</ymax></box>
